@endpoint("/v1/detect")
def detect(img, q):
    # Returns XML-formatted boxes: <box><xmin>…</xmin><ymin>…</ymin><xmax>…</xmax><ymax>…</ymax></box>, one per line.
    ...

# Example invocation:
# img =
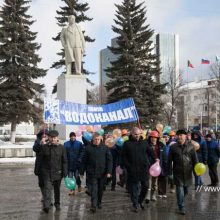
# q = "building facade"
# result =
<box><xmin>177</xmin><ymin>79</ymin><xmax>220</xmax><ymax>130</ymax></box>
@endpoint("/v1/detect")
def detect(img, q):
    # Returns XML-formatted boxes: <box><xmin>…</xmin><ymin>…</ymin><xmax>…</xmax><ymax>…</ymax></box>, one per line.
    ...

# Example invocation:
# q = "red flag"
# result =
<box><xmin>188</xmin><ymin>60</ymin><xmax>194</xmax><ymax>68</ymax></box>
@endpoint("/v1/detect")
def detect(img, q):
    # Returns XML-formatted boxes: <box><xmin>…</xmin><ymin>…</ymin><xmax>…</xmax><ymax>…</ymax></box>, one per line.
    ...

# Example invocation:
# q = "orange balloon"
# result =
<box><xmin>86</xmin><ymin>126</ymin><xmax>94</xmax><ymax>133</ymax></box>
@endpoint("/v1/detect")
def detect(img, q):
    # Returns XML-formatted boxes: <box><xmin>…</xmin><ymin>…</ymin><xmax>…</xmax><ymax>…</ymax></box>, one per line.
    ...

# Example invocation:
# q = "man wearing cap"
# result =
<box><xmin>168</xmin><ymin>129</ymin><xmax>198</xmax><ymax>215</ymax></box>
<box><xmin>39</xmin><ymin>130</ymin><xmax>68</xmax><ymax>213</ymax></box>
<box><xmin>64</xmin><ymin>132</ymin><xmax>84</xmax><ymax>195</ymax></box>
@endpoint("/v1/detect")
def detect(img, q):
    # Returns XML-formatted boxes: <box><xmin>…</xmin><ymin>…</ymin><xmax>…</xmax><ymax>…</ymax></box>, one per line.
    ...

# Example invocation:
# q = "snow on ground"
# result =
<box><xmin>0</xmin><ymin>157</ymin><xmax>35</xmax><ymax>164</ymax></box>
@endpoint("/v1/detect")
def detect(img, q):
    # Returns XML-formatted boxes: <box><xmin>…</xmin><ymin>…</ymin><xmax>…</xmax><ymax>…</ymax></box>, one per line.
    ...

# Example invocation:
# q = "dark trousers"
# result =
<box><xmin>176</xmin><ymin>186</ymin><xmax>188</xmax><ymax>210</ymax></box>
<box><xmin>158</xmin><ymin>176</ymin><xmax>167</xmax><ymax>195</ymax></box>
<box><xmin>68</xmin><ymin>170</ymin><xmax>81</xmax><ymax>187</ymax></box>
<box><xmin>38</xmin><ymin>175</ymin><xmax>44</xmax><ymax>197</ymax></box>
<box><xmin>208</xmin><ymin>163</ymin><xmax>219</xmax><ymax>185</ymax></box>
<box><xmin>43</xmin><ymin>177</ymin><xmax>61</xmax><ymax>209</ymax></box>
<box><xmin>89</xmin><ymin>177</ymin><xmax>105</xmax><ymax>208</ymax></box>
<box><xmin>128</xmin><ymin>176</ymin><xmax>148</xmax><ymax>207</ymax></box>
<box><xmin>111</xmin><ymin>167</ymin><xmax>116</xmax><ymax>188</ymax></box>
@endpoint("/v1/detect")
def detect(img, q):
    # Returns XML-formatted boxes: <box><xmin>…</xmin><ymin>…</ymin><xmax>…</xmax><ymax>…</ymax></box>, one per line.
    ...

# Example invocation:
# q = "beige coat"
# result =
<box><xmin>61</xmin><ymin>25</ymin><xmax>85</xmax><ymax>63</ymax></box>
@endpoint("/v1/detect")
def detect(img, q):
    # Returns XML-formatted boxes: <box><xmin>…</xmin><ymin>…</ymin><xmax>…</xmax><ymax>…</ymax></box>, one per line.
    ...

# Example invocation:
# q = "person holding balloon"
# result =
<box><xmin>168</xmin><ymin>129</ymin><xmax>198</xmax><ymax>215</ymax></box>
<box><xmin>80</xmin><ymin>133</ymin><xmax>113</xmax><ymax>213</ymax></box>
<box><xmin>122</xmin><ymin>127</ymin><xmax>155</xmax><ymax>212</ymax></box>
<box><xmin>39</xmin><ymin>130</ymin><xmax>68</xmax><ymax>213</ymax></box>
<box><xmin>64</xmin><ymin>132</ymin><xmax>84</xmax><ymax>195</ymax></box>
<box><xmin>205</xmin><ymin>133</ymin><xmax>220</xmax><ymax>186</ymax></box>
<box><xmin>191</xmin><ymin>130</ymin><xmax>208</xmax><ymax>189</ymax></box>
<box><xmin>145</xmin><ymin>130</ymin><xmax>165</xmax><ymax>202</ymax></box>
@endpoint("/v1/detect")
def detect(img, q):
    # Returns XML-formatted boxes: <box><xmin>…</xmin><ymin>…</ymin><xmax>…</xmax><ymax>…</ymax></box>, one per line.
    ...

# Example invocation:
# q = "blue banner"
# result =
<box><xmin>44</xmin><ymin>98</ymin><xmax>138</xmax><ymax>125</ymax></box>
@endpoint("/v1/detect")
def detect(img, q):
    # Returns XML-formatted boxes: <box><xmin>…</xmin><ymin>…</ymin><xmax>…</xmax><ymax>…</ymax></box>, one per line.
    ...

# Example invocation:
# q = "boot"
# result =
<box><xmin>78</xmin><ymin>186</ymin><xmax>82</xmax><ymax>192</ymax></box>
<box><xmin>68</xmin><ymin>190</ymin><xmax>75</xmax><ymax>196</ymax></box>
<box><xmin>145</xmin><ymin>189</ymin><xmax>151</xmax><ymax>203</ymax></box>
<box><xmin>151</xmin><ymin>190</ymin><xmax>157</xmax><ymax>201</ymax></box>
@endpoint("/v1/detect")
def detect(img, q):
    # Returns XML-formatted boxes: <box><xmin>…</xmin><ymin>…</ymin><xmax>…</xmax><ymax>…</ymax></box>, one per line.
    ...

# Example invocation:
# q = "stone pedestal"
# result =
<box><xmin>56</xmin><ymin>74</ymin><xmax>87</xmax><ymax>140</ymax></box>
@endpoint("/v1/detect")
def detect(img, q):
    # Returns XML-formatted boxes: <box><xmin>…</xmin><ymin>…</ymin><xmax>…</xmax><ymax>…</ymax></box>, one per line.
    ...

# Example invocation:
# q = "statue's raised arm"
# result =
<box><xmin>60</xmin><ymin>15</ymin><xmax>85</xmax><ymax>75</ymax></box>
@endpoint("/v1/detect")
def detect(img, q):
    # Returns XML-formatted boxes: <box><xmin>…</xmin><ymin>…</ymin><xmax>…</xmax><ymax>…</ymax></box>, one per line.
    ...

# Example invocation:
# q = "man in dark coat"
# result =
<box><xmin>32</xmin><ymin>129</ymin><xmax>49</xmax><ymax>201</ymax></box>
<box><xmin>80</xmin><ymin>133</ymin><xmax>112</xmax><ymax>213</ymax></box>
<box><xmin>64</xmin><ymin>132</ymin><xmax>84</xmax><ymax>195</ymax></box>
<box><xmin>168</xmin><ymin>129</ymin><xmax>198</xmax><ymax>215</ymax></box>
<box><xmin>39</xmin><ymin>130</ymin><xmax>68</xmax><ymax>213</ymax></box>
<box><xmin>123</xmin><ymin>127</ymin><xmax>155</xmax><ymax>212</ymax></box>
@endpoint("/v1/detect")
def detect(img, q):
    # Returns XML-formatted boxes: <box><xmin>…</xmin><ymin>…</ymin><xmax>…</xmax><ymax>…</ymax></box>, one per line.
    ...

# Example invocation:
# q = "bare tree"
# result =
<box><xmin>161</xmin><ymin>66</ymin><xmax>183</xmax><ymax>127</ymax></box>
<box><xmin>210</xmin><ymin>62</ymin><xmax>220</xmax><ymax>91</ymax></box>
<box><xmin>88</xmin><ymin>86</ymin><xmax>101</xmax><ymax>105</ymax></box>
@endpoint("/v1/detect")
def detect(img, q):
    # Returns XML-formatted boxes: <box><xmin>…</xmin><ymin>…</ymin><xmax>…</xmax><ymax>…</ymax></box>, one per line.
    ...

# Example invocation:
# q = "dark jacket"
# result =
<box><xmin>123</xmin><ymin>136</ymin><xmax>155</xmax><ymax>182</ymax></box>
<box><xmin>168</xmin><ymin>140</ymin><xmax>198</xmax><ymax>186</ymax></box>
<box><xmin>80</xmin><ymin>143</ymin><xmax>113</xmax><ymax>178</ymax></box>
<box><xmin>33</xmin><ymin>138</ymin><xmax>42</xmax><ymax>176</ymax></box>
<box><xmin>192</xmin><ymin>131</ymin><xmax>208</xmax><ymax>164</ymax></box>
<box><xmin>64</xmin><ymin>140</ymin><xmax>84</xmax><ymax>172</ymax></box>
<box><xmin>206</xmin><ymin>139</ymin><xmax>220</xmax><ymax>165</ymax></box>
<box><xmin>39</xmin><ymin>143</ymin><xmax>68</xmax><ymax>181</ymax></box>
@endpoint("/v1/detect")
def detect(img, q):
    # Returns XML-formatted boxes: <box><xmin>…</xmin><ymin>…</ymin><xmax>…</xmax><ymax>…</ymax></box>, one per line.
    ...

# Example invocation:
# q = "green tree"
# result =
<box><xmin>0</xmin><ymin>0</ymin><xmax>47</xmax><ymax>142</ymax></box>
<box><xmin>106</xmin><ymin>0</ymin><xmax>166</xmax><ymax>127</ymax></box>
<box><xmin>51</xmin><ymin>0</ymin><xmax>95</xmax><ymax>93</ymax></box>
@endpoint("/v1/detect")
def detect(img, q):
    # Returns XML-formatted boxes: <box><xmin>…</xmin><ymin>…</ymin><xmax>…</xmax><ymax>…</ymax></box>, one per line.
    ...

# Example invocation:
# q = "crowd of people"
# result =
<box><xmin>33</xmin><ymin>126</ymin><xmax>220</xmax><ymax>215</ymax></box>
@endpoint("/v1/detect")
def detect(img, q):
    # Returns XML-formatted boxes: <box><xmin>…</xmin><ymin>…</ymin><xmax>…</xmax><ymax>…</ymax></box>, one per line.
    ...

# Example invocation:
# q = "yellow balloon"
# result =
<box><xmin>123</xmin><ymin>136</ymin><xmax>129</xmax><ymax>141</ymax></box>
<box><xmin>194</xmin><ymin>163</ymin><xmax>206</xmax><ymax>176</ymax></box>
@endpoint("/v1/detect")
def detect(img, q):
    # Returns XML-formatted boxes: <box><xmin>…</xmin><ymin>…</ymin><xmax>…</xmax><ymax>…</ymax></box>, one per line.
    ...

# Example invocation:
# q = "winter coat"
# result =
<box><xmin>123</xmin><ymin>136</ymin><xmax>155</xmax><ymax>182</ymax></box>
<box><xmin>159</xmin><ymin>144</ymin><xmax>169</xmax><ymax>176</ymax></box>
<box><xmin>206</xmin><ymin>139</ymin><xmax>220</xmax><ymax>165</ymax></box>
<box><xmin>168</xmin><ymin>140</ymin><xmax>198</xmax><ymax>186</ymax></box>
<box><xmin>110</xmin><ymin>145</ymin><xmax>120</xmax><ymax>169</ymax></box>
<box><xmin>64</xmin><ymin>140</ymin><xmax>84</xmax><ymax>172</ymax></box>
<box><xmin>192</xmin><ymin>131</ymin><xmax>208</xmax><ymax>164</ymax></box>
<box><xmin>80</xmin><ymin>143</ymin><xmax>113</xmax><ymax>178</ymax></box>
<box><xmin>39</xmin><ymin>143</ymin><xmax>68</xmax><ymax>181</ymax></box>
<box><xmin>147</xmin><ymin>137</ymin><xmax>167</xmax><ymax>175</ymax></box>
<box><xmin>33</xmin><ymin>138</ymin><xmax>43</xmax><ymax>176</ymax></box>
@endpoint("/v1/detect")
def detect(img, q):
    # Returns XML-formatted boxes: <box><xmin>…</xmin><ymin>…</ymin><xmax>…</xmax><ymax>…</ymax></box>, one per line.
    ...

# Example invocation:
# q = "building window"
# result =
<box><xmin>194</xmin><ymin>95</ymin><xmax>198</xmax><ymax>101</ymax></box>
<box><xmin>211</xmin><ymin>106</ymin><xmax>216</xmax><ymax>112</ymax></box>
<box><xmin>194</xmin><ymin>119</ymin><xmax>199</xmax><ymax>124</ymax></box>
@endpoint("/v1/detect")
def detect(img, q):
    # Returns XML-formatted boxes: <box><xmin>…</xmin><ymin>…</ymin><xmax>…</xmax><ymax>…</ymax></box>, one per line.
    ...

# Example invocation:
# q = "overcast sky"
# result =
<box><xmin>0</xmin><ymin>0</ymin><xmax>220</xmax><ymax>95</ymax></box>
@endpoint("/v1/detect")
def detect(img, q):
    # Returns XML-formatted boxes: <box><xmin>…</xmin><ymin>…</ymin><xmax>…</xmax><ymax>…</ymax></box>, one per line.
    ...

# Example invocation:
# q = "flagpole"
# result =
<box><xmin>186</xmin><ymin>68</ymin><xmax>189</xmax><ymax>131</ymax></box>
<box><xmin>200</xmin><ymin>60</ymin><xmax>203</xmax><ymax>131</ymax></box>
<box><xmin>216</xmin><ymin>57</ymin><xmax>219</xmax><ymax>131</ymax></box>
